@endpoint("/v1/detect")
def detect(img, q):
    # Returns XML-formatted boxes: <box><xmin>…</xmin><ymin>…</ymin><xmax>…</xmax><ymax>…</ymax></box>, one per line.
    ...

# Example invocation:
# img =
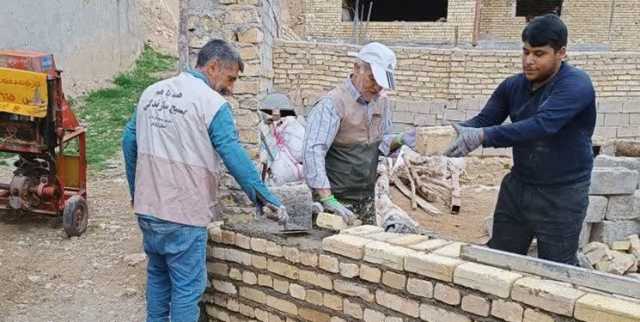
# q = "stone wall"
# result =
<box><xmin>204</xmin><ymin>223</ymin><xmax>640</xmax><ymax>322</ymax></box>
<box><xmin>0</xmin><ymin>0</ymin><xmax>142</xmax><ymax>96</ymax></box>
<box><xmin>273</xmin><ymin>40</ymin><xmax>640</xmax><ymax>140</ymax></box>
<box><xmin>302</xmin><ymin>0</ymin><xmax>477</xmax><ymax>45</ymax></box>
<box><xmin>180</xmin><ymin>0</ymin><xmax>282</xmax><ymax>216</ymax></box>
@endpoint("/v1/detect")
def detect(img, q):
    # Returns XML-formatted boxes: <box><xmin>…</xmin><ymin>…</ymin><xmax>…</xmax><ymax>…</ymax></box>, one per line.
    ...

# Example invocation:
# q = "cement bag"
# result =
<box><xmin>270</xmin><ymin>151</ymin><xmax>304</xmax><ymax>186</ymax></box>
<box><xmin>273</xmin><ymin>116</ymin><xmax>305</xmax><ymax>163</ymax></box>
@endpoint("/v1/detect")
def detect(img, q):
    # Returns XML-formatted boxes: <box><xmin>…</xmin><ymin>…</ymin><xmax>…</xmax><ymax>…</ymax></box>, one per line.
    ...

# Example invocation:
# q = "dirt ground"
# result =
<box><xmin>394</xmin><ymin>156</ymin><xmax>512</xmax><ymax>243</ymax></box>
<box><xmin>0</xmin><ymin>159</ymin><xmax>146</xmax><ymax>322</ymax></box>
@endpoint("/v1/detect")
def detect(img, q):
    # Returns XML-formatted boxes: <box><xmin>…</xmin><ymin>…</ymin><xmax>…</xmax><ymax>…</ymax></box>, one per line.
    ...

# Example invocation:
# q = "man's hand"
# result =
<box><xmin>444</xmin><ymin>123</ymin><xmax>484</xmax><ymax>157</ymax></box>
<box><xmin>320</xmin><ymin>195</ymin><xmax>356</xmax><ymax>225</ymax></box>
<box><xmin>258</xmin><ymin>202</ymin><xmax>290</xmax><ymax>225</ymax></box>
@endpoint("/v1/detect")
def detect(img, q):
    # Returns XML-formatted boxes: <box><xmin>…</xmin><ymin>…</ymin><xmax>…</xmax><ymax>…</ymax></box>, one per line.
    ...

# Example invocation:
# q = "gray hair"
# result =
<box><xmin>196</xmin><ymin>39</ymin><xmax>244</xmax><ymax>72</ymax></box>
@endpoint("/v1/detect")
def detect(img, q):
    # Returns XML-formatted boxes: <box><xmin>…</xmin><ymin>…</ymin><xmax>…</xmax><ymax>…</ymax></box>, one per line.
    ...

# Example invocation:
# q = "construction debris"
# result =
<box><xmin>390</xmin><ymin>147</ymin><xmax>464</xmax><ymax>215</ymax></box>
<box><xmin>581</xmin><ymin>235</ymin><xmax>640</xmax><ymax>276</ymax></box>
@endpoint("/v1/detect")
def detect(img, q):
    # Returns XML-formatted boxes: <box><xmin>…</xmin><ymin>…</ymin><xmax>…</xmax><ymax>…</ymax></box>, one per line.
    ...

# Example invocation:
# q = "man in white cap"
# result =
<box><xmin>303</xmin><ymin>42</ymin><xmax>415</xmax><ymax>225</ymax></box>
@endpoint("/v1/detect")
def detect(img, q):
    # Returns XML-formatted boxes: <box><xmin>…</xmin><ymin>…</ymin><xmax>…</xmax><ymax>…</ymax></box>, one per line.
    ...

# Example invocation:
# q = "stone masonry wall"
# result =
<box><xmin>273</xmin><ymin>40</ymin><xmax>640</xmax><ymax>141</ymax></box>
<box><xmin>181</xmin><ymin>0</ymin><xmax>281</xmax><ymax>217</ymax></box>
<box><xmin>204</xmin><ymin>223</ymin><xmax>640</xmax><ymax>322</ymax></box>
<box><xmin>302</xmin><ymin>0</ymin><xmax>477</xmax><ymax>45</ymax></box>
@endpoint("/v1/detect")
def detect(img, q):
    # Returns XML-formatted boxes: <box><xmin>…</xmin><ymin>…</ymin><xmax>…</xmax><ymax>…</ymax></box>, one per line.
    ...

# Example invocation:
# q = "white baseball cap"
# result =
<box><xmin>350</xmin><ymin>42</ymin><xmax>397</xmax><ymax>90</ymax></box>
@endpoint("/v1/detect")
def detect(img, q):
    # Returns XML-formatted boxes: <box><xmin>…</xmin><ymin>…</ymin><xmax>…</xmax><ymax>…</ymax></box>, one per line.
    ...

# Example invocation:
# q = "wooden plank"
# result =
<box><xmin>461</xmin><ymin>244</ymin><xmax>640</xmax><ymax>299</ymax></box>
<box><xmin>392</xmin><ymin>177</ymin><xmax>441</xmax><ymax>215</ymax></box>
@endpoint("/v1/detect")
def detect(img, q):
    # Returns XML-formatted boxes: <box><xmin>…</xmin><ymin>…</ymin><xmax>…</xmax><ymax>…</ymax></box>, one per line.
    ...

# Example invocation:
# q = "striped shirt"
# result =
<box><xmin>303</xmin><ymin>77</ymin><xmax>395</xmax><ymax>189</ymax></box>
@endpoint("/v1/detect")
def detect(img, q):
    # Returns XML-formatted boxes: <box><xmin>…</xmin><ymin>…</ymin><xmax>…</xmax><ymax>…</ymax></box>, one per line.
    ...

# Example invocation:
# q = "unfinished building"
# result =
<box><xmin>180</xmin><ymin>0</ymin><xmax>640</xmax><ymax>320</ymax></box>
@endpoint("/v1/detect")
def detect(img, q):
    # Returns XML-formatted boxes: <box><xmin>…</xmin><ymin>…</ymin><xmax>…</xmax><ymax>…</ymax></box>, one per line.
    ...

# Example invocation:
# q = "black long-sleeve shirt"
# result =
<box><xmin>463</xmin><ymin>62</ymin><xmax>596</xmax><ymax>185</ymax></box>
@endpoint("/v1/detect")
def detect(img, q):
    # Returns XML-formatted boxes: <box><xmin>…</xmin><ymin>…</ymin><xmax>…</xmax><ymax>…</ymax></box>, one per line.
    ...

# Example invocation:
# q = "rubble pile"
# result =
<box><xmin>581</xmin><ymin>235</ymin><xmax>640</xmax><ymax>276</ymax></box>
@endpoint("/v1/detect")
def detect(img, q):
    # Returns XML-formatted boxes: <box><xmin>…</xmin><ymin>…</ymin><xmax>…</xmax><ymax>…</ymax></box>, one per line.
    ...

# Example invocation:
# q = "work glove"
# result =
<box><xmin>444</xmin><ymin>123</ymin><xmax>484</xmax><ymax>158</ymax></box>
<box><xmin>320</xmin><ymin>195</ymin><xmax>357</xmax><ymax>225</ymax></box>
<box><xmin>398</xmin><ymin>128</ymin><xmax>417</xmax><ymax>149</ymax></box>
<box><xmin>256</xmin><ymin>202</ymin><xmax>290</xmax><ymax>225</ymax></box>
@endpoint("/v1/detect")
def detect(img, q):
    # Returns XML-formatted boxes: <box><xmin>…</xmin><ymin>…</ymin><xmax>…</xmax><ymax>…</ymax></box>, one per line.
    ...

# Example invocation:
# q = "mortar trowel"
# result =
<box><xmin>256</xmin><ymin>195</ymin><xmax>309</xmax><ymax>236</ymax></box>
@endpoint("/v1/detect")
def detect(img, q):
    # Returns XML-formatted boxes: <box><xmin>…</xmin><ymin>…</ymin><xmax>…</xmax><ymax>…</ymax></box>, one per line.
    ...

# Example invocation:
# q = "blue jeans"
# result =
<box><xmin>488</xmin><ymin>173</ymin><xmax>590</xmax><ymax>265</ymax></box>
<box><xmin>137</xmin><ymin>215</ymin><xmax>208</xmax><ymax>322</ymax></box>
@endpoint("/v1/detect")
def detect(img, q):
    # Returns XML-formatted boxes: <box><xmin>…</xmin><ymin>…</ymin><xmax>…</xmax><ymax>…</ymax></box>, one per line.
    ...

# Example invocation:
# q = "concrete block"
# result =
<box><xmin>405</xmin><ymin>253</ymin><xmax>464</xmax><ymax>282</ymax></box>
<box><xmin>237</xmin><ymin>27</ymin><xmax>264</xmax><ymax>44</ymax></box>
<box><xmin>343</xmin><ymin>299</ymin><xmax>363</xmax><ymax>319</ymax></box>
<box><xmin>323</xmin><ymin>293</ymin><xmax>342</xmax><ymax>311</ymax></box>
<box><xmin>289</xmin><ymin>283</ymin><xmax>306</xmax><ymax>300</ymax></box>
<box><xmin>415</xmin><ymin>126</ymin><xmax>457</xmax><ymax>155</ymax></box>
<box><xmin>300</xmin><ymin>251</ymin><xmax>318</xmax><ymax>267</ymax></box>
<box><xmin>376</xmin><ymin>290</ymin><xmax>420</xmax><ymax>318</ymax></box>
<box><xmin>606</xmin><ymin>192</ymin><xmax>639</xmax><ymax>220</ymax></box>
<box><xmin>250</xmin><ymin>238</ymin><xmax>268</xmax><ymax>253</ymax></box>
<box><xmin>267</xmin><ymin>259</ymin><xmax>298</xmax><ymax>280</ymax></box>
<box><xmin>235</xmin><ymin>233</ymin><xmax>251</xmax><ymax>249</ymax></box>
<box><xmin>298</xmin><ymin>269</ymin><xmax>332</xmax><ymax>290</ymax></box>
<box><xmin>491</xmin><ymin>300</ymin><xmax>524</xmax><ymax>322</ymax></box>
<box><xmin>434</xmin><ymin>283</ymin><xmax>461</xmax><ymax>305</ymax></box>
<box><xmin>334</xmin><ymin>279</ymin><xmax>374</xmax><ymax>302</ymax></box>
<box><xmin>316</xmin><ymin>212</ymin><xmax>347</xmax><ymax>231</ymax></box>
<box><xmin>387</xmin><ymin>234</ymin><xmax>429</xmax><ymax>246</ymax></box>
<box><xmin>272</xmin><ymin>278</ymin><xmax>289</xmax><ymax>294</ymax></box>
<box><xmin>363</xmin><ymin>241</ymin><xmax>416</xmax><ymax>270</ymax></box>
<box><xmin>265</xmin><ymin>240</ymin><xmax>283</xmax><ymax>257</ymax></box>
<box><xmin>283</xmin><ymin>247</ymin><xmax>300</xmax><ymax>263</ymax></box>
<box><xmin>305</xmin><ymin>289</ymin><xmax>323</xmax><ymax>305</ymax></box>
<box><xmin>252</xmin><ymin>254</ymin><xmax>267</xmax><ymax>270</ymax></box>
<box><xmin>381</xmin><ymin>271</ymin><xmax>406</xmax><ymax>290</ymax></box>
<box><xmin>580</xmin><ymin>223</ymin><xmax>592</xmax><ymax>247</ymax></box>
<box><xmin>406</xmin><ymin>278</ymin><xmax>433</xmax><ymax>298</ymax></box>
<box><xmin>453</xmin><ymin>262</ymin><xmax>523</xmax><ymax>298</ymax></box>
<box><xmin>340</xmin><ymin>225</ymin><xmax>384</xmax><ymax>236</ymax></box>
<box><xmin>207</xmin><ymin>262</ymin><xmax>228</xmax><ymax>277</ymax></box>
<box><xmin>606</xmin><ymin>251</ymin><xmax>637</xmax><ymax>275</ymax></box>
<box><xmin>258</xmin><ymin>274</ymin><xmax>272</xmax><ymax>287</ymax></box>
<box><xmin>363</xmin><ymin>309</ymin><xmax>385</xmax><ymax>322</ymax></box>
<box><xmin>612</xmin><ymin>240</ymin><xmax>631</xmax><ymax>251</ymax></box>
<box><xmin>299</xmin><ymin>308</ymin><xmax>330</xmax><ymax>322</ymax></box>
<box><xmin>239</xmin><ymin>287</ymin><xmax>267</xmax><ymax>304</ymax></box>
<box><xmin>585</xmin><ymin>196</ymin><xmax>608</xmax><ymax>223</ymax></box>
<box><xmin>523</xmin><ymin>309</ymin><xmax>554</xmax><ymax>322</ymax></box>
<box><xmin>589</xmin><ymin>167</ymin><xmax>638</xmax><ymax>195</ymax></box>
<box><xmin>575</xmin><ymin>293</ymin><xmax>640</xmax><ymax>322</ymax></box>
<box><xmin>242</xmin><ymin>271</ymin><xmax>257</xmax><ymax>285</ymax></box>
<box><xmin>419</xmin><ymin>303</ymin><xmax>471</xmax><ymax>322</ymax></box>
<box><xmin>322</xmin><ymin>234</ymin><xmax>370</xmax><ymax>259</ymax></box>
<box><xmin>225</xmin><ymin>248</ymin><xmax>252</xmax><ymax>265</ymax></box>
<box><xmin>360</xmin><ymin>264</ymin><xmax>382</xmax><ymax>283</ymax></box>
<box><xmin>433</xmin><ymin>242</ymin><xmax>466</xmax><ymax>258</ymax></box>
<box><xmin>318</xmin><ymin>255</ymin><xmax>339</xmax><ymax>273</ymax></box>
<box><xmin>594</xmin><ymin>155</ymin><xmax>640</xmax><ymax>186</ymax></box>
<box><xmin>266</xmin><ymin>294</ymin><xmax>298</xmax><ymax>315</ymax></box>
<box><xmin>213</xmin><ymin>280</ymin><xmax>237</xmax><ymax>295</ymax></box>
<box><xmin>461</xmin><ymin>294</ymin><xmax>490</xmax><ymax>317</ymax></box>
<box><xmin>591</xmin><ymin>220</ymin><xmax>640</xmax><ymax>245</ymax></box>
<box><xmin>408</xmin><ymin>239</ymin><xmax>451</xmax><ymax>251</ymax></box>
<box><xmin>339</xmin><ymin>262</ymin><xmax>359</xmax><ymax>278</ymax></box>
<box><xmin>511</xmin><ymin>277</ymin><xmax>585</xmax><ymax>316</ymax></box>
<box><xmin>229</xmin><ymin>268</ymin><xmax>241</xmax><ymax>280</ymax></box>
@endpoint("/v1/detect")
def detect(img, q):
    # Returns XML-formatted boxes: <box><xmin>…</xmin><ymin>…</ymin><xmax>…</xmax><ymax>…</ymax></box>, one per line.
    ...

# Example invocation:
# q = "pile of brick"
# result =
<box><xmin>204</xmin><ymin>223</ymin><xmax>640</xmax><ymax>322</ymax></box>
<box><xmin>582</xmin><ymin>235</ymin><xmax>640</xmax><ymax>276</ymax></box>
<box><xmin>582</xmin><ymin>154</ymin><xmax>640</xmax><ymax>247</ymax></box>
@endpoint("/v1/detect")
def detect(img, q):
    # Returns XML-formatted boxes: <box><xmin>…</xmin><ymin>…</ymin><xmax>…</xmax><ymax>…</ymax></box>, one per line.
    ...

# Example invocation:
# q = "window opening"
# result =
<box><xmin>342</xmin><ymin>0</ymin><xmax>448</xmax><ymax>22</ymax></box>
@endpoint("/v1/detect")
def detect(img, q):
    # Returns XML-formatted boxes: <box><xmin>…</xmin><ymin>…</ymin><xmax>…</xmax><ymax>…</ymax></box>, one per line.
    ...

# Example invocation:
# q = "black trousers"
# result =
<box><xmin>488</xmin><ymin>173</ymin><xmax>590</xmax><ymax>265</ymax></box>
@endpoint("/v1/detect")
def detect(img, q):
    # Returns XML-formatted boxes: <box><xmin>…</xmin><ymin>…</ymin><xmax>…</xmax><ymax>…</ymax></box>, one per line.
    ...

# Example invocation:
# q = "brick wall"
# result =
<box><xmin>205</xmin><ymin>223</ymin><xmax>640</xmax><ymax>322</ymax></box>
<box><xmin>273</xmin><ymin>40</ymin><xmax>640</xmax><ymax>140</ymax></box>
<box><xmin>479</xmin><ymin>0</ymin><xmax>640</xmax><ymax>51</ymax></box>
<box><xmin>302</xmin><ymin>0</ymin><xmax>477</xmax><ymax>44</ymax></box>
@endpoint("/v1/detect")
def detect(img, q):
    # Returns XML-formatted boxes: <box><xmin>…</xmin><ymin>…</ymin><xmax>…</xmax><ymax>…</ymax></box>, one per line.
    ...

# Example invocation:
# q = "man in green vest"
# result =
<box><xmin>303</xmin><ymin>42</ymin><xmax>415</xmax><ymax>226</ymax></box>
